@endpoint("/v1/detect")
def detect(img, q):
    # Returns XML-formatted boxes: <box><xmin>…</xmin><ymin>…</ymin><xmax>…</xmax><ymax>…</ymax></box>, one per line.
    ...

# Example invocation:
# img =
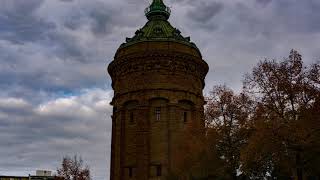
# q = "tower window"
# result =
<box><xmin>155</xmin><ymin>107</ymin><xmax>161</xmax><ymax>121</ymax></box>
<box><xmin>183</xmin><ymin>112</ymin><xmax>188</xmax><ymax>123</ymax></box>
<box><xmin>130</xmin><ymin>112</ymin><xmax>134</xmax><ymax>123</ymax></box>
<box><xmin>156</xmin><ymin>165</ymin><xmax>162</xmax><ymax>176</ymax></box>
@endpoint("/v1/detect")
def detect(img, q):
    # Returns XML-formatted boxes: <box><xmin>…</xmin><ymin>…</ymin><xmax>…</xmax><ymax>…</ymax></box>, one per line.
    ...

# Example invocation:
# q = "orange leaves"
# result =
<box><xmin>203</xmin><ymin>50</ymin><xmax>320</xmax><ymax>179</ymax></box>
<box><xmin>169</xmin><ymin>50</ymin><xmax>319</xmax><ymax>179</ymax></box>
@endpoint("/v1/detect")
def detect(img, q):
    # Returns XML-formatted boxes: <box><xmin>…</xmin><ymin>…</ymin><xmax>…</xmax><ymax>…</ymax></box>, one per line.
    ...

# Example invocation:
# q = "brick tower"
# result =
<box><xmin>108</xmin><ymin>0</ymin><xmax>209</xmax><ymax>179</ymax></box>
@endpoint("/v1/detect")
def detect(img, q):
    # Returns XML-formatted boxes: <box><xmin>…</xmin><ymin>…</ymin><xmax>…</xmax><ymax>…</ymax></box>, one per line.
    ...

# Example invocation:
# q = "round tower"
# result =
<box><xmin>108</xmin><ymin>1</ymin><xmax>209</xmax><ymax>179</ymax></box>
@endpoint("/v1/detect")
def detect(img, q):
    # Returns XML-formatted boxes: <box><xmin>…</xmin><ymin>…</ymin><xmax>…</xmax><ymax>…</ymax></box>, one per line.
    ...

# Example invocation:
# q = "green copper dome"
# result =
<box><xmin>120</xmin><ymin>0</ymin><xmax>199</xmax><ymax>51</ymax></box>
<box><xmin>145</xmin><ymin>0</ymin><xmax>171</xmax><ymax>20</ymax></box>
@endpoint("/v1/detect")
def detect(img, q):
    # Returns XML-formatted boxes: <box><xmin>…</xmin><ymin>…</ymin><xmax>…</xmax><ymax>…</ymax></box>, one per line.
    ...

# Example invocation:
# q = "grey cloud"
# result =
<box><xmin>0</xmin><ymin>38</ymin><xmax>108</xmax><ymax>104</ymax></box>
<box><xmin>0</xmin><ymin>98</ymin><xmax>33</xmax><ymax>117</ymax></box>
<box><xmin>1</xmin><ymin>0</ymin><xmax>320</xmax><ymax>180</ymax></box>
<box><xmin>61</xmin><ymin>1</ymin><xmax>117</xmax><ymax>36</ymax></box>
<box><xmin>231</xmin><ymin>0</ymin><xmax>320</xmax><ymax>37</ymax></box>
<box><xmin>0</xmin><ymin>0</ymin><xmax>54</xmax><ymax>43</ymax></box>
<box><xmin>188</xmin><ymin>2</ymin><xmax>224</xmax><ymax>22</ymax></box>
<box><xmin>0</xmin><ymin>0</ymin><xmax>44</xmax><ymax>16</ymax></box>
<box><xmin>0</xmin><ymin>0</ymin><xmax>133</xmax><ymax>99</ymax></box>
<box><xmin>0</xmin><ymin>30</ymin><xmax>109</xmax><ymax>99</ymax></box>
<box><xmin>273</xmin><ymin>0</ymin><xmax>320</xmax><ymax>34</ymax></box>
<box><xmin>186</xmin><ymin>1</ymin><xmax>224</xmax><ymax>30</ymax></box>
<box><xmin>256</xmin><ymin>0</ymin><xmax>272</xmax><ymax>6</ymax></box>
<box><xmin>172</xmin><ymin>0</ymin><xmax>320</xmax><ymax>95</ymax></box>
<box><xmin>0</xmin><ymin>89</ymin><xmax>112</xmax><ymax>179</ymax></box>
<box><xmin>89</xmin><ymin>6</ymin><xmax>115</xmax><ymax>35</ymax></box>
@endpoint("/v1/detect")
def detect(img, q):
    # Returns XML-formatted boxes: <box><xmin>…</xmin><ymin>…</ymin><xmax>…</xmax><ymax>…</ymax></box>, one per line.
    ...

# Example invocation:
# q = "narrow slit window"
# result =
<box><xmin>156</xmin><ymin>165</ymin><xmax>162</xmax><ymax>176</ymax></box>
<box><xmin>129</xmin><ymin>167</ymin><xmax>133</xmax><ymax>177</ymax></box>
<box><xmin>130</xmin><ymin>112</ymin><xmax>134</xmax><ymax>123</ymax></box>
<box><xmin>155</xmin><ymin>107</ymin><xmax>161</xmax><ymax>121</ymax></box>
<box><xmin>183</xmin><ymin>112</ymin><xmax>187</xmax><ymax>123</ymax></box>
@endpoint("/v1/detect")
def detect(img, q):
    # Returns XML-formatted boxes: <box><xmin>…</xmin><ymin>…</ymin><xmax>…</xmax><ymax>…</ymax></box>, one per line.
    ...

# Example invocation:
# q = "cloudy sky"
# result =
<box><xmin>0</xmin><ymin>0</ymin><xmax>319</xmax><ymax>179</ymax></box>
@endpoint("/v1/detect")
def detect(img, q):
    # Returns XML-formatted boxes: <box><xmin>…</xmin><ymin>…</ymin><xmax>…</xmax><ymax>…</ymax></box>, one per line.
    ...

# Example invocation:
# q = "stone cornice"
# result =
<box><xmin>108</xmin><ymin>51</ymin><xmax>208</xmax><ymax>84</ymax></box>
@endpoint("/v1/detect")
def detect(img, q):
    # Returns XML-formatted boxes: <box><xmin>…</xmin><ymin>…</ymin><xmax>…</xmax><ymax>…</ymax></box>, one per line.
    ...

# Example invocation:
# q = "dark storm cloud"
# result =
<box><xmin>273</xmin><ymin>0</ymin><xmax>320</xmax><ymax>34</ymax></box>
<box><xmin>60</xmin><ymin>1</ymin><xmax>117</xmax><ymax>35</ymax></box>
<box><xmin>0</xmin><ymin>2</ymin><xmax>120</xmax><ymax>177</ymax></box>
<box><xmin>0</xmin><ymin>0</ymin><xmax>149</xmax><ymax>99</ymax></box>
<box><xmin>0</xmin><ymin>0</ymin><xmax>124</xmax><ymax>99</ymax></box>
<box><xmin>1</xmin><ymin>0</ymin><xmax>320</xmax><ymax>180</ymax></box>
<box><xmin>187</xmin><ymin>1</ymin><xmax>224</xmax><ymax>23</ymax></box>
<box><xmin>0</xmin><ymin>0</ymin><xmax>54</xmax><ymax>43</ymax></box>
<box><xmin>177</xmin><ymin>1</ymin><xmax>224</xmax><ymax>30</ymax></box>
<box><xmin>170</xmin><ymin>0</ymin><xmax>320</xmax><ymax>91</ymax></box>
<box><xmin>256</xmin><ymin>0</ymin><xmax>272</xmax><ymax>6</ymax></box>
<box><xmin>90</xmin><ymin>8</ymin><xmax>115</xmax><ymax>35</ymax></box>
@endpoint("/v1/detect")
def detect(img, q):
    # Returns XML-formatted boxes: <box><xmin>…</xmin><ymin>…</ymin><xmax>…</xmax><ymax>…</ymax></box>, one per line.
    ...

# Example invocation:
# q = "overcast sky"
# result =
<box><xmin>0</xmin><ymin>0</ymin><xmax>319</xmax><ymax>179</ymax></box>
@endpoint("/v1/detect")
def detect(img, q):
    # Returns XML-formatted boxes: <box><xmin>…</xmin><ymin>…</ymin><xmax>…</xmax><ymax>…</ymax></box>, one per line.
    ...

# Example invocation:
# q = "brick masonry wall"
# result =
<box><xmin>108</xmin><ymin>41</ymin><xmax>208</xmax><ymax>180</ymax></box>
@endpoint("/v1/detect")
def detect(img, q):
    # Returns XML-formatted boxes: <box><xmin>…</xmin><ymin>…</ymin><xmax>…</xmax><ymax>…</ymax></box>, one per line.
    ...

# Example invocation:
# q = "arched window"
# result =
<box><xmin>155</xmin><ymin>107</ymin><xmax>161</xmax><ymax>121</ymax></box>
<box><xmin>179</xmin><ymin>100</ymin><xmax>194</xmax><ymax>123</ymax></box>
<box><xmin>123</xmin><ymin>100</ymin><xmax>138</xmax><ymax>125</ymax></box>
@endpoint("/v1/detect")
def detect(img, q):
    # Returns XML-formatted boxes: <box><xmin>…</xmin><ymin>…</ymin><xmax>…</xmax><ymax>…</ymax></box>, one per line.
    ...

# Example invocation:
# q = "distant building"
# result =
<box><xmin>0</xmin><ymin>176</ymin><xmax>55</xmax><ymax>180</ymax></box>
<box><xmin>35</xmin><ymin>171</ymin><xmax>51</xmax><ymax>177</ymax></box>
<box><xmin>0</xmin><ymin>170</ymin><xmax>55</xmax><ymax>180</ymax></box>
<box><xmin>0</xmin><ymin>176</ymin><xmax>28</xmax><ymax>180</ymax></box>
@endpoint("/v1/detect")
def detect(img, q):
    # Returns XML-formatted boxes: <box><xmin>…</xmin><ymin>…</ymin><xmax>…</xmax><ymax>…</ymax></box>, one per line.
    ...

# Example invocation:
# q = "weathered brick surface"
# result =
<box><xmin>108</xmin><ymin>41</ymin><xmax>208</xmax><ymax>180</ymax></box>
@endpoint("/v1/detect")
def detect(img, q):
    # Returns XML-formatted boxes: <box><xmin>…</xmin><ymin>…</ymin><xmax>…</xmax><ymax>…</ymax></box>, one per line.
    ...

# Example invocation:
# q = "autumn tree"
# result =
<box><xmin>205</xmin><ymin>85</ymin><xmax>254</xmax><ymax>179</ymax></box>
<box><xmin>56</xmin><ymin>155</ymin><xmax>91</xmax><ymax>180</ymax></box>
<box><xmin>162</xmin><ymin>49</ymin><xmax>319</xmax><ymax>180</ymax></box>
<box><xmin>242</xmin><ymin>50</ymin><xmax>320</xmax><ymax>179</ymax></box>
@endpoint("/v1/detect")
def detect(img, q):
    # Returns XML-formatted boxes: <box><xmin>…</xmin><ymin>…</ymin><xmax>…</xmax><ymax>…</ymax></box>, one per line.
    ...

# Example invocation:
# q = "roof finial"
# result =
<box><xmin>145</xmin><ymin>0</ymin><xmax>171</xmax><ymax>20</ymax></box>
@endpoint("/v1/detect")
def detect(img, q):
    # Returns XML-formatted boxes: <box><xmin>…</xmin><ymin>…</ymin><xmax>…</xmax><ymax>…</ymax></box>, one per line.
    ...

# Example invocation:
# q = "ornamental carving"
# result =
<box><xmin>109</xmin><ymin>52</ymin><xmax>208</xmax><ymax>82</ymax></box>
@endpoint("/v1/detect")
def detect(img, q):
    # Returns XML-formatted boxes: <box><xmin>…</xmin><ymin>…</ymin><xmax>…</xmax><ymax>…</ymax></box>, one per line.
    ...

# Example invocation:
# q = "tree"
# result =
<box><xmin>56</xmin><ymin>155</ymin><xmax>91</xmax><ymax>180</ymax></box>
<box><xmin>242</xmin><ymin>50</ymin><xmax>320</xmax><ymax>179</ymax></box>
<box><xmin>165</xmin><ymin>50</ymin><xmax>319</xmax><ymax>179</ymax></box>
<box><xmin>205</xmin><ymin>85</ymin><xmax>254</xmax><ymax>179</ymax></box>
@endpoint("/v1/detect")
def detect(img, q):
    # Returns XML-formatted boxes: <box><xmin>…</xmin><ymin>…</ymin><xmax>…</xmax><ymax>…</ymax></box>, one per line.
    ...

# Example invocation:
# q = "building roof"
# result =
<box><xmin>0</xmin><ymin>175</ymin><xmax>55</xmax><ymax>180</ymax></box>
<box><xmin>120</xmin><ymin>0</ymin><xmax>199</xmax><ymax>51</ymax></box>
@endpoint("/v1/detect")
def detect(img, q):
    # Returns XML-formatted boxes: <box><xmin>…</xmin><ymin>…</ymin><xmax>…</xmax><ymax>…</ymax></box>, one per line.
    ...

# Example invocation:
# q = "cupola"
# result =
<box><xmin>145</xmin><ymin>0</ymin><xmax>171</xmax><ymax>20</ymax></box>
<box><xmin>119</xmin><ymin>0</ymin><xmax>200</xmax><ymax>54</ymax></box>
